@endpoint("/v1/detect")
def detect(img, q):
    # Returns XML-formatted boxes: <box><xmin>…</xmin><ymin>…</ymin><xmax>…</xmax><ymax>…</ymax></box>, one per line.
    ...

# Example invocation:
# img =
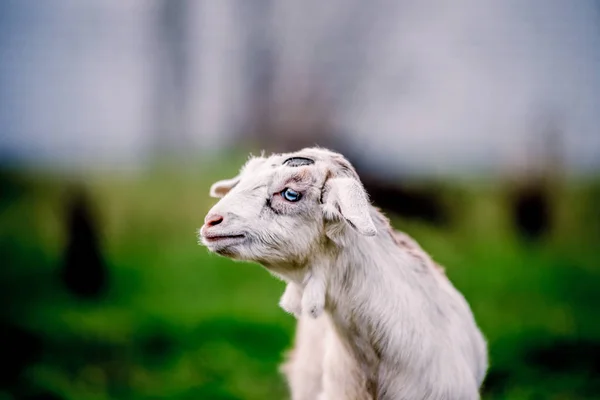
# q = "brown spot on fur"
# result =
<box><xmin>387</xmin><ymin>226</ymin><xmax>448</xmax><ymax>275</ymax></box>
<box><xmin>284</xmin><ymin>168</ymin><xmax>313</xmax><ymax>186</ymax></box>
<box><xmin>319</xmin><ymin>168</ymin><xmax>334</xmax><ymax>204</ymax></box>
<box><xmin>392</xmin><ymin>235</ymin><xmax>415</xmax><ymax>250</ymax></box>
<box><xmin>340</xmin><ymin>264</ymin><xmax>353</xmax><ymax>290</ymax></box>
<box><xmin>365</xmin><ymin>377</ymin><xmax>379</xmax><ymax>399</ymax></box>
<box><xmin>332</xmin><ymin>155</ymin><xmax>360</xmax><ymax>179</ymax></box>
<box><xmin>407</xmin><ymin>248</ymin><xmax>428</xmax><ymax>272</ymax></box>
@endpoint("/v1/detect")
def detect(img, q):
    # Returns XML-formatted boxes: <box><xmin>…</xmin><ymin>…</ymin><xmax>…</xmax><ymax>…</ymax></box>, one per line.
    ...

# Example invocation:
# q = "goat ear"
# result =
<box><xmin>209</xmin><ymin>176</ymin><xmax>240</xmax><ymax>198</ymax></box>
<box><xmin>323</xmin><ymin>177</ymin><xmax>377</xmax><ymax>236</ymax></box>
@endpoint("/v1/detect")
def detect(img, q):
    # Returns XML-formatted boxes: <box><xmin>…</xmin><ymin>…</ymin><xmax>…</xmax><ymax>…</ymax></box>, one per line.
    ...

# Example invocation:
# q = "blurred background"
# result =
<box><xmin>1</xmin><ymin>1</ymin><xmax>600</xmax><ymax>399</ymax></box>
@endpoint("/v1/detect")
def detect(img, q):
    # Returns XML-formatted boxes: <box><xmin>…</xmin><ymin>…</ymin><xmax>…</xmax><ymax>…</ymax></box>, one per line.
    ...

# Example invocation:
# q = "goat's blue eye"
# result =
<box><xmin>281</xmin><ymin>188</ymin><xmax>301</xmax><ymax>202</ymax></box>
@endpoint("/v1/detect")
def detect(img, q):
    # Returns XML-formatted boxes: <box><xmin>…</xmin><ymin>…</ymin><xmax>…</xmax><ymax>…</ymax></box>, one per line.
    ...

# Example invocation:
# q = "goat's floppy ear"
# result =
<box><xmin>323</xmin><ymin>177</ymin><xmax>377</xmax><ymax>236</ymax></box>
<box><xmin>209</xmin><ymin>176</ymin><xmax>240</xmax><ymax>198</ymax></box>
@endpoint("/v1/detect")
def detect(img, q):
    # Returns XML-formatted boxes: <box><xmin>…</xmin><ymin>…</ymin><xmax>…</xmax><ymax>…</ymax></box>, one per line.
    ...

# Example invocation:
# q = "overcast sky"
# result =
<box><xmin>0</xmin><ymin>0</ymin><xmax>599</xmax><ymax>175</ymax></box>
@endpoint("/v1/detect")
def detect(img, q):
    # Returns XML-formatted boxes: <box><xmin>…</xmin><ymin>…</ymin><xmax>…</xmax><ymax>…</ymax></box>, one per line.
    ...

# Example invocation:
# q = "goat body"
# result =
<box><xmin>282</xmin><ymin>220</ymin><xmax>487</xmax><ymax>399</ymax></box>
<box><xmin>199</xmin><ymin>147</ymin><xmax>488</xmax><ymax>400</ymax></box>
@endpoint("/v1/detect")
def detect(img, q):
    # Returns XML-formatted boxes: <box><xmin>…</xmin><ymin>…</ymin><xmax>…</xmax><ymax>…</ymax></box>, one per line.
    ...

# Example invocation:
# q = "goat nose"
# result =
<box><xmin>204</xmin><ymin>213</ymin><xmax>224</xmax><ymax>227</ymax></box>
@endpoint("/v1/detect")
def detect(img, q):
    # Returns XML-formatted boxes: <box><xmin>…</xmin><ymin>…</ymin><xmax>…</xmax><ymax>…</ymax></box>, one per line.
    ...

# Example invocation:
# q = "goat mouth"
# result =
<box><xmin>203</xmin><ymin>234</ymin><xmax>245</xmax><ymax>242</ymax></box>
<box><xmin>202</xmin><ymin>233</ymin><xmax>247</xmax><ymax>247</ymax></box>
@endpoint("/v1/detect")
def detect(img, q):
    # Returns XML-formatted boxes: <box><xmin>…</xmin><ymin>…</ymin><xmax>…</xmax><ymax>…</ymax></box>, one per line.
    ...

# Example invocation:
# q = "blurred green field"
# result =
<box><xmin>1</xmin><ymin>154</ymin><xmax>599</xmax><ymax>400</ymax></box>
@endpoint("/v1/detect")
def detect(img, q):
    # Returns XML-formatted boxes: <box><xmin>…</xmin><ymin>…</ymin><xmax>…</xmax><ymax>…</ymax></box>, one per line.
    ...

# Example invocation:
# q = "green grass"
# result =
<box><xmin>1</xmin><ymin>158</ymin><xmax>599</xmax><ymax>399</ymax></box>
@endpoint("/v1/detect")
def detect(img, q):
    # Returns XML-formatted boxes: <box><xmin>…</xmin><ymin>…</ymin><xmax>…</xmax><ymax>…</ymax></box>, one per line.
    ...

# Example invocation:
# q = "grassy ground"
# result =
<box><xmin>1</xmin><ymin>155</ymin><xmax>599</xmax><ymax>399</ymax></box>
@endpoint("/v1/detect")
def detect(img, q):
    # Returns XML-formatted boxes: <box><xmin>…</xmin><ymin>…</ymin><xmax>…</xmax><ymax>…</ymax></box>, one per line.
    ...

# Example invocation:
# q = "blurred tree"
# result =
<box><xmin>0</xmin><ymin>322</ymin><xmax>43</xmax><ymax>393</ymax></box>
<box><xmin>509</xmin><ymin>108</ymin><xmax>563</xmax><ymax>242</ymax></box>
<box><xmin>60</xmin><ymin>187</ymin><xmax>108</xmax><ymax>299</ymax></box>
<box><xmin>150</xmin><ymin>0</ymin><xmax>192</xmax><ymax>159</ymax></box>
<box><xmin>510</xmin><ymin>181</ymin><xmax>552</xmax><ymax>241</ymax></box>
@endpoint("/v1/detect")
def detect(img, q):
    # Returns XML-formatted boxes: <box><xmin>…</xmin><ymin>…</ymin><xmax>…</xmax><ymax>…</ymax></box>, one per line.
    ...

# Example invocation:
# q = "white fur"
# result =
<box><xmin>279</xmin><ymin>281</ymin><xmax>303</xmax><ymax>317</ymax></box>
<box><xmin>199</xmin><ymin>147</ymin><xmax>488</xmax><ymax>400</ymax></box>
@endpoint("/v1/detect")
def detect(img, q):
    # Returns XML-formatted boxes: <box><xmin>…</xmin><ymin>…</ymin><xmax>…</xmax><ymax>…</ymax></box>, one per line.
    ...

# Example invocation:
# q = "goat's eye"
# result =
<box><xmin>281</xmin><ymin>188</ymin><xmax>302</xmax><ymax>202</ymax></box>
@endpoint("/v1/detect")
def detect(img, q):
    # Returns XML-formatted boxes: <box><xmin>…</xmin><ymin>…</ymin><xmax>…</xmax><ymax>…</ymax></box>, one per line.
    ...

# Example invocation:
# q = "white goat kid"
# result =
<box><xmin>199</xmin><ymin>148</ymin><xmax>488</xmax><ymax>400</ymax></box>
